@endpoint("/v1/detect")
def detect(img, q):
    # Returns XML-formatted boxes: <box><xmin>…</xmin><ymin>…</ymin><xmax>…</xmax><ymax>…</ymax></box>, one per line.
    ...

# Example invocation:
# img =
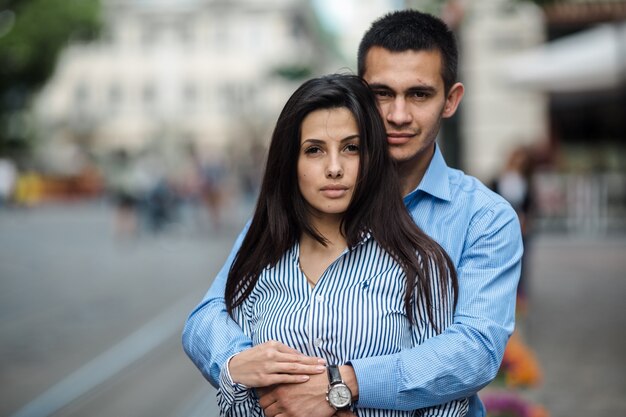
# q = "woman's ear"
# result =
<box><xmin>442</xmin><ymin>82</ymin><xmax>464</xmax><ymax>118</ymax></box>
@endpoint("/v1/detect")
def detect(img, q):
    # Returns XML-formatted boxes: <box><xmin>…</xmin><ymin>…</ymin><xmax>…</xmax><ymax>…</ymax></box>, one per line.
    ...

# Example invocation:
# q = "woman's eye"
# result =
<box><xmin>304</xmin><ymin>146</ymin><xmax>321</xmax><ymax>154</ymax></box>
<box><xmin>345</xmin><ymin>144</ymin><xmax>359</xmax><ymax>153</ymax></box>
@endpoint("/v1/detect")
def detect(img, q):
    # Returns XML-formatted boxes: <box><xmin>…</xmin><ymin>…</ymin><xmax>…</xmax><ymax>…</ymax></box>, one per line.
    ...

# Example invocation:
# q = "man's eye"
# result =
<box><xmin>373</xmin><ymin>90</ymin><xmax>392</xmax><ymax>98</ymax></box>
<box><xmin>410</xmin><ymin>91</ymin><xmax>429</xmax><ymax>99</ymax></box>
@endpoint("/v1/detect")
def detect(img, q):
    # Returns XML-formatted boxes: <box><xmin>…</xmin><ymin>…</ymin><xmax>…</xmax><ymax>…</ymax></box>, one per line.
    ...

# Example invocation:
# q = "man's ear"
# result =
<box><xmin>442</xmin><ymin>82</ymin><xmax>464</xmax><ymax>118</ymax></box>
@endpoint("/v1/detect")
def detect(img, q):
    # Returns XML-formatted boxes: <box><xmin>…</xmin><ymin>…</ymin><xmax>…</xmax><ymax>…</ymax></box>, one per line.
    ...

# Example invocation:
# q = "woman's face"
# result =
<box><xmin>297</xmin><ymin>107</ymin><xmax>360</xmax><ymax>220</ymax></box>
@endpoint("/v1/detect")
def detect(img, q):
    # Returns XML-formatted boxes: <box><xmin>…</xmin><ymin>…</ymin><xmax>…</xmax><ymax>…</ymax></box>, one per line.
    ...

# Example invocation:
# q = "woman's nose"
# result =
<box><xmin>326</xmin><ymin>157</ymin><xmax>343</xmax><ymax>179</ymax></box>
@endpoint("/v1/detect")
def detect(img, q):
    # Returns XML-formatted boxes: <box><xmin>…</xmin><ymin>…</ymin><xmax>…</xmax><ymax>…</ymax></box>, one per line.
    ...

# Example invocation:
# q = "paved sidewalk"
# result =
<box><xmin>522</xmin><ymin>234</ymin><xmax>626</xmax><ymax>417</ymax></box>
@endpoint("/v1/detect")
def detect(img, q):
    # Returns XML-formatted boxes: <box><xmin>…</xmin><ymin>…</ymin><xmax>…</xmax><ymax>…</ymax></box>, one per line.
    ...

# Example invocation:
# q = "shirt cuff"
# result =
<box><xmin>219</xmin><ymin>353</ymin><xmax>252</xmax><ymax>405</ymax></box>
<box><xmin>349</xmin><ymin>353</ymin><xmax>400</xmax><ymax>409</ymax></box>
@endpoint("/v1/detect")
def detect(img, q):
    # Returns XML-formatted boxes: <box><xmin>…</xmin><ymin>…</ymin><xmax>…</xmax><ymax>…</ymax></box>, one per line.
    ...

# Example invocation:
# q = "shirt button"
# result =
<box><xmin>314</xmin><ymin>338</ymin><xmax>323</xmax><ymax>347</ymax></box>
<box><xmin>316</xmin><ymin>294</ymin><xmax>324</xmax><ymax>303</ymax></box>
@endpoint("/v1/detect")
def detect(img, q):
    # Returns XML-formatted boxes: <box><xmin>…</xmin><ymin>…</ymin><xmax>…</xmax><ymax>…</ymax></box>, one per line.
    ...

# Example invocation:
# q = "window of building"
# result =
<box><xmin>142</xmin><ymin>83</ymin><xmax>157</xmax><ymax>113</ymax></box>
<box><xmin>108</xmin><ymin>83</ymin><xmax>123</xmax><ymax>113</ymax></box>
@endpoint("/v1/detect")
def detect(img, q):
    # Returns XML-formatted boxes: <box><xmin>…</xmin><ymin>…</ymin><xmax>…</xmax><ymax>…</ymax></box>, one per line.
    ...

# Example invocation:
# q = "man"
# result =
<box><xmin>183</xmin><ymin>9</ymin><xmax>522</xmax><ymax>417</ymax></box>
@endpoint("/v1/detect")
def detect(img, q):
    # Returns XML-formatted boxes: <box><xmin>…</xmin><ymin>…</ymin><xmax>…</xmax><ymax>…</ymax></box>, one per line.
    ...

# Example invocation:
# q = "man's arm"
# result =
<box><xmin>349</xmin><ymin>203</ymin><xmax>522</xmax><ymax>409</ymax></box>
<box><xmin>182</xmin><ymin>223</ymin><xmax>252</xmax><ymax>387</ymax></box>
<box><xmin>259</xmin><ymin>203</ymin><xmax>522</xmax><ymax>413</ymax></box>
<box><xmin>182</xmin><ymin>223</ymin><xmax>326</xmax><ymax>388</ymax></box>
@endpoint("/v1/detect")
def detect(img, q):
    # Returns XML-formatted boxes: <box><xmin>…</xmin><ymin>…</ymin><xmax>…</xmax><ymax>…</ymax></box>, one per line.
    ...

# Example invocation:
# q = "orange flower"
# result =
<box><xmin>500</xmin><ymin>331</ymin><xmax>542</xmax><ymax>388</ymax></box>
<box><xmin>530</xmin><ymin>405</ymin><xmax>550</xmax><ymax>417</ymax></box>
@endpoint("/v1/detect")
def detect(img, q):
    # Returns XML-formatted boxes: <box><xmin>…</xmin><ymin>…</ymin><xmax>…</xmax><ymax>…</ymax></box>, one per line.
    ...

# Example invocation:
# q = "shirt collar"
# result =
<box><xmin>291</xmin><ymin>229</ymin><xmax>373</xmax><ymax>263</ymax></box>
<box><xmin>404</xmin><ymin>144</ymin><xmax>451</xmax><ymax>203</ymax></box>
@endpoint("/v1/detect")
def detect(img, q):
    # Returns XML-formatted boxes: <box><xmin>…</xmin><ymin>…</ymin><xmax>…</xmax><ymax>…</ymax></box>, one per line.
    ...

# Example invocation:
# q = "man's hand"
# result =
<box><xmin>229</xmin><ymin>341</ymin><xmax>326</xmax><ymax>388</ymax></box>
<box><xmin>258</xmin><ymin>372</ymin><xmax>334</xmax><ymax>417</ymax></box>
<box><xmin>258</xmin><ymin>364</ymin><xmax>359</xmax><ymax>417</ymax></box>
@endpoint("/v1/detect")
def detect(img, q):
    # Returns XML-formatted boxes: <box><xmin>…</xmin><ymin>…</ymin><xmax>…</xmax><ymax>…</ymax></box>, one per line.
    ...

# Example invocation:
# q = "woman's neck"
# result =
<box><xmin>306</xmin><ymin>214</ymin><xmax>345</xmax><ymax>245</ymax></box>
<box><xmin>299</xmin><ymin>215</ymin><xmax>347</xmax><ymax>286</ymax></box>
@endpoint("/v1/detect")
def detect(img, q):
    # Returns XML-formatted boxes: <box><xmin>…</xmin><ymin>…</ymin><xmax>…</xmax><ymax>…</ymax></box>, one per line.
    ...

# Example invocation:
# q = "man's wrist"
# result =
<box><xmin>339</xmin><ymin>364</ymin><xmax>359</xmax><ymax>401</ymax></box>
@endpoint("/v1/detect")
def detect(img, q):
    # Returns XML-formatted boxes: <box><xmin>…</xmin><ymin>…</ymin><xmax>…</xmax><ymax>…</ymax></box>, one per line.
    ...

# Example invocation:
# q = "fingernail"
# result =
<box><xmin>317</xmin><ymin>358</ymin><xmax>327</xmax><ymax>365</ymax></box>
<box><xmin>300</xmin><ymin>375</ymin><xmax>310</xmax><ymax>381</ymax></box>
<box><xmin>316</xmin><ymin>365</ymin><xmax>326</xmax><ymax>372</ymax></box>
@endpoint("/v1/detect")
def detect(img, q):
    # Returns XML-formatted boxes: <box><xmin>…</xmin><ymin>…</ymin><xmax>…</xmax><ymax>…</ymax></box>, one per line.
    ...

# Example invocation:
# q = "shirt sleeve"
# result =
<box><xmin>217</xmin><ymin>354</ymin><xmax>259</xmax><ymax>416</ymax></box>
<box><xmin>351</xmin><ymin>203</ymin><xmax>522</xmax><ymax>410</ymax></box>
<box><xmin>181</xmin><ymin>221</ymin><xmax>253</xmax><ymax>387</ymax></box>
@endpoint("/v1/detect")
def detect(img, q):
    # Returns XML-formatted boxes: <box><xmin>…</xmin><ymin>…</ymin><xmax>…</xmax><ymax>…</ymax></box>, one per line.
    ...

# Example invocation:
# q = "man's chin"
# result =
<box><xmin>389</xmin><ymin>147</ymin><xmax>414</xmax><ymax>163</ymax></box>
<box><xmin>389</xmin><ymin>145</ymin><xmax>432</xmax><ymax>166</ymax></box>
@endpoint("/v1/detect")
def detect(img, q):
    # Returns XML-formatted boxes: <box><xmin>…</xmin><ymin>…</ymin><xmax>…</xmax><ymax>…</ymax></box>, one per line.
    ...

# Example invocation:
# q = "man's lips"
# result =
<box><xmin>387</xmin><ymin>132</ymin><xmax>415</xmax><ymax>145</ymax></box>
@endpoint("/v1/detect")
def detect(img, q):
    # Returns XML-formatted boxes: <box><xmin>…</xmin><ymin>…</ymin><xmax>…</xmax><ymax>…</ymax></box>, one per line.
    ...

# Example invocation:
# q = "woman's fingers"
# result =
<box><xmin>228</xmin><ymin>341</ymin><xmax>326</xmax><ymax>387</ymax></box>
<box><xmin>272</xmin><ymin>341</ymin><xmax>326</xmax><ymax>364</ymax></box>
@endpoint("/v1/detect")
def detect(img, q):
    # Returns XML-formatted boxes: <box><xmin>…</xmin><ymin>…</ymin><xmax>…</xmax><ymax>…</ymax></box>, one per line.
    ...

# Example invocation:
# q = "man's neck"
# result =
<box><xmin>397</xmin><ymin>147</ymin><xmax>435</xmax><ymax>196</ymax></box>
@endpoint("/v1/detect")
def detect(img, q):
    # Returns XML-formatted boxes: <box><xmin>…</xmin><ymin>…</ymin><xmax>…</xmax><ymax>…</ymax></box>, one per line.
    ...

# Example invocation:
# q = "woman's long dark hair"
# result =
<box><xmin>225</xmin><ymin>74</ymin><xmax>457</xmax><ymax>328</ymax></box>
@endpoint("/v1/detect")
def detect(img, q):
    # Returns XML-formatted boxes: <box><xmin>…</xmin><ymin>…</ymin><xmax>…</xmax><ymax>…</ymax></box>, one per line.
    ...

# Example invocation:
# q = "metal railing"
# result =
<box><xmin>533</xmin><ymin>172</ymin><xmax>626</xmax><ymax>235</ymax></box>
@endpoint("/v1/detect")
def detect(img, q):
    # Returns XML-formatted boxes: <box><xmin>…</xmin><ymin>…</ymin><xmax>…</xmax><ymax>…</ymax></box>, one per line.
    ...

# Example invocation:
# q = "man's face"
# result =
<box><xmin>363</xmin><ymin>47</ymin><xmax>462</xmax><ymax>171</ymax></box>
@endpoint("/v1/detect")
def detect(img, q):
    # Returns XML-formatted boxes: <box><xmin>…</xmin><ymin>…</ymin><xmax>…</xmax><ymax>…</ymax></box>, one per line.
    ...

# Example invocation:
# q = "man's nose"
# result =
<box><xmin>386</xmin><ymin>97</ymin><xmax>412</xmax><ymax>126</ymax></box>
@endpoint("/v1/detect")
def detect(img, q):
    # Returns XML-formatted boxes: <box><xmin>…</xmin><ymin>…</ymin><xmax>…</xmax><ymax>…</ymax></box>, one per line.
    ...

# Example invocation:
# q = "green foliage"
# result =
<box><xmin>272</xmin><ymin>64</ymin><xmax>313</xmax><ymax>81</ymax></box>
<box><xmin>0</xmin><ymin>0</ymin><xmax>101</xmax><ymax>153</ymax></box>
<box><xmin>0</xmin><ymin>0</ymin><xmax>100</xmax><ymax>95</ymax></box>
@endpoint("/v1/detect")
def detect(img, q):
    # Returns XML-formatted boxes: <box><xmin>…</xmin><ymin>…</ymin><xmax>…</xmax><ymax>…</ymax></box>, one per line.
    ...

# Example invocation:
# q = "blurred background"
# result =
<box><xmin>0</xmin><ymin>0</ymin><xmax>624</xmax><ymax>416</ymax></box>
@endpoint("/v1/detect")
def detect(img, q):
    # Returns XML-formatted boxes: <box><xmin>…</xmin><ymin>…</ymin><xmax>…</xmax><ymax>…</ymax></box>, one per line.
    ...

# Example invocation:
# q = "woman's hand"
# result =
<box><xmin>228</xmin><ymin>340</ymin><xmax>326</xmax><ymax>387</ymax></box>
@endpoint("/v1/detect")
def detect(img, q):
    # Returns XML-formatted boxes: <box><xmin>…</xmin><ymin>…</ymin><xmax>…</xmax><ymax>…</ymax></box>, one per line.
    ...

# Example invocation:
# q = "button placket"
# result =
<box><xmin>308</xmin><ymin>283</ymin><xmax>326</xmax><ymax>353</ymax></box>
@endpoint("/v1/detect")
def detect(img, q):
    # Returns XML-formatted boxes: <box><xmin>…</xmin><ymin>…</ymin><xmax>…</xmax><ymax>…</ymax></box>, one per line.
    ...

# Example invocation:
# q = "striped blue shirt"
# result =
<box><xmin>183</xmin><ymin>145</ymin><xmax>523</xmax><ymax>417</ymax></box>
<box><xmin>218</xmin><ymin>235</ymin><xmax>468</xmax><ymax>417</ymax></box>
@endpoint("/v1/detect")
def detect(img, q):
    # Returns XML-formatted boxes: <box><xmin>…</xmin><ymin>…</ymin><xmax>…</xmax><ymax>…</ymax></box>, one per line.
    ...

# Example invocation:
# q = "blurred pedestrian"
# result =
<box><xmin>106</xmin><ymin>150</ymin><xmax>151</xmax><ymax>238</ymax></box>
<box><xmin>198</xmin><ymin>156</ymin><xmax>227</xmax><ymax>231</ymax></box>
<box><xmin>492</xmin><ymin>145</ymin><xmax>536</xmax><ymax>309</ymax></box>
<box><xmin>0</xmin><ymin>157</ymin><xmax>17</xmax><ymax>208</ymax></box>
<box><xmin>14</xmin><ymin>169</ymin><xmax>43</xmax><ymax>208</ymax></box>
<box><xmin>144</xmin><ymin>177</ymin><xmax>177</xmax><ymax>233</ymax></box>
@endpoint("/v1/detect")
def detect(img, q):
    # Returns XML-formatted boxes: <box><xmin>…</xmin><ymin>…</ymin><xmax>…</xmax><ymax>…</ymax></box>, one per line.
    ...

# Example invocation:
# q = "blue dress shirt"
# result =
<box><xmin>182</xmin><ymin>145</ymin><xmax>523</xmax><ymax>417</ymax></box>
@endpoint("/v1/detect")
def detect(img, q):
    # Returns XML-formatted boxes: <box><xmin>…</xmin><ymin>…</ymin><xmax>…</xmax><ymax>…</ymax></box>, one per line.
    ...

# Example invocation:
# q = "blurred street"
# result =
<box><xmin>0</xmin><ymin>200</ymin><xmax>238</xmax><ymax>417</ymax></box>
<box><xmin>1</xmin><ymin>202</ymin><xmax>625</xmax><ymax>417</ymax></box>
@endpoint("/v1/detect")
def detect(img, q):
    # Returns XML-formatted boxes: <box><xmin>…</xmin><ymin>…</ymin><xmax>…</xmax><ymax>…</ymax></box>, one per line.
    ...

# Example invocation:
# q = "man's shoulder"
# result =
<box><xmin>446</xmin><ymin>166</ymin><xmax>515</xmax><ymax>216</ymax></box>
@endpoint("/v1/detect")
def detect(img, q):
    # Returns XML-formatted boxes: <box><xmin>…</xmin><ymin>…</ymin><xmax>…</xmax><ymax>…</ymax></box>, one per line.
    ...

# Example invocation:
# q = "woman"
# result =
<box><xmin>218</xmin><ymin>74</ymin><xmax>467</xmax><ymax>417</ymax></box>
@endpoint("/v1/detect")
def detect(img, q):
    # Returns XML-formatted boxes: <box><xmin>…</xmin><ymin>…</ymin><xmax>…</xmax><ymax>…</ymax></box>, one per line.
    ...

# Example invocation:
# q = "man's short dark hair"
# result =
<box><xmin>357</xmin><ymin>9</ymin><xmax>459</xmax><ymax>93</ymax></box>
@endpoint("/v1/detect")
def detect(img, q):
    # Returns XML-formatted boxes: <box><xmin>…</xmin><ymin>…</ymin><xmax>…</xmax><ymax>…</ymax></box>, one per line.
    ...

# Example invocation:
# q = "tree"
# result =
<box><xmin>0</xmin><ymin>0</ymin><xmax>101</xmax><ymax>156</ymax></box>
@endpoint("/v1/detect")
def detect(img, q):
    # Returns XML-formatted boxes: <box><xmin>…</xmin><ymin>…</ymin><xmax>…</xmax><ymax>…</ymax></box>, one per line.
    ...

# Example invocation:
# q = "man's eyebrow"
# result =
<box><xmin>406</xmin><ymin>85</ymin><xmax>437</xmax><ymax>94</ymax></box>
<box><xmin>368</xmin><ymin>83</ymin><xmax>437</xmax><ymax>95</ymax></box>
<box><xmin>368</xmin><ymin>83</ymin><xmax>391</xmax><ymax>90</ymax></box>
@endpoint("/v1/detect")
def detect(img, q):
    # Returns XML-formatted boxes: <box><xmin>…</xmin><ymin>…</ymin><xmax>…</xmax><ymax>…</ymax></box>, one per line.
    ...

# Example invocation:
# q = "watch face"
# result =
<box><xmin>328</xmin><ymin>384</ymin><xmax>352</xmax><ymax>408</ymax></box>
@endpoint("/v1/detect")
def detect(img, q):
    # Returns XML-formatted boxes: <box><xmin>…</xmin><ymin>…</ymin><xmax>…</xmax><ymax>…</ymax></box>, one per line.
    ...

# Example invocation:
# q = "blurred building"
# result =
<box><xmin>456</xmin><ymin>0</ymin><xmax>548</xmax><ymax>181</ymax></box>
<box><xmin>31</xmin><ymin>0</ymin><xmax>626</xmax><ymax>233</ymax></box>
<box><xmin>33</xmin><ymin>0</ymin><xmax>335</xmax><ymax>175</ymax></box>
<box><xmin>502</xmin><ymin>0</ymin><xmax>626</xmax><ymax>234</ymax></box>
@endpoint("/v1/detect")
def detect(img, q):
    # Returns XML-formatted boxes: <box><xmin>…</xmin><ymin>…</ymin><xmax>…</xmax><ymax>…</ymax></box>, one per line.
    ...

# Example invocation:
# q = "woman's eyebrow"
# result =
<box><xmin>302</xmin><ymin>134</ymin><xmax>359</xmax><ymax>144</ymax></box>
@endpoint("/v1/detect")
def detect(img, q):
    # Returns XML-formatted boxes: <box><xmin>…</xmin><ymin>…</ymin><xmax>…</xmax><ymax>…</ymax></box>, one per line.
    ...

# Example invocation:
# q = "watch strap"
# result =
<box><xmin>327</xmin><ymin>365</ymin><xmax>343</xmax><ymax>385</ymax></box>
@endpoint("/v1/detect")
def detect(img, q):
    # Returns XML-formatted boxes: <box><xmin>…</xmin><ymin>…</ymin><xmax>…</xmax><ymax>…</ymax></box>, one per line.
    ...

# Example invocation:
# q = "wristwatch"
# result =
<box><xmin>326</xmin><ymin>365</ymin><xmax>352</xmax><ymax>410</ymax></box>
